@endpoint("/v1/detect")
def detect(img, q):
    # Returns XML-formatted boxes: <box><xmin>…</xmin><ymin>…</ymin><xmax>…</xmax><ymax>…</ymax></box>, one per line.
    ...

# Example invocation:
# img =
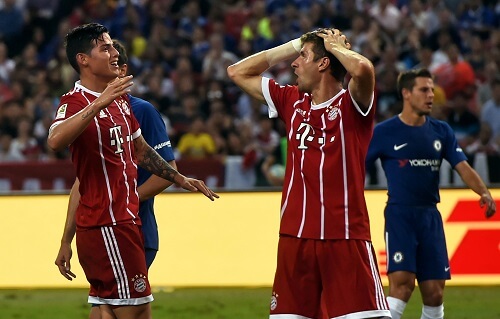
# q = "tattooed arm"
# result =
<box><xmin>133</xmin><ymin>135</ymin><xmax>218</xmax><ymax>201</ymax></box>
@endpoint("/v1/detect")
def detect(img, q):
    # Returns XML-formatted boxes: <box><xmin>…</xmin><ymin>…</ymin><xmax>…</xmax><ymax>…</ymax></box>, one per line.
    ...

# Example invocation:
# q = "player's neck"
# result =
<box><xmin>80</xmin><ymin>74</ymin><xmax>113</xmax><ymax>93</ymax></box>
<box><xmin>398</xmin><ymin>111</ymin><xmax>426</xmax><ymax>127</ymax></box>
<box><xmin>311</xmin><ymin>81</ymin><xmax>343</xmax><ymax>105</ymax></box>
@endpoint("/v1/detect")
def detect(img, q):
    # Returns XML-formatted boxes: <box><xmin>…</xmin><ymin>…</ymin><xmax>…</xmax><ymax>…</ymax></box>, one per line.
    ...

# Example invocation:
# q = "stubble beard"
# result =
<box><xmin>417</xmin><ymin>108</ymin><xmax>431</xmax><ymax>116</ymax></box>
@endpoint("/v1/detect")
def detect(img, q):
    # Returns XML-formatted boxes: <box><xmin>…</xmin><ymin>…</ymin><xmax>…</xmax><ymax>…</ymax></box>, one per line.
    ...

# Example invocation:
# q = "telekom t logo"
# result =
<box><xmin>296</xmin><ymin>122</ymin><xmax>315</xmax><ymax>149</ymax></box>
<box><xmin>109</xmin><ymin>125</ymin><xmax>124</xmax><ymax>154</ymax></box>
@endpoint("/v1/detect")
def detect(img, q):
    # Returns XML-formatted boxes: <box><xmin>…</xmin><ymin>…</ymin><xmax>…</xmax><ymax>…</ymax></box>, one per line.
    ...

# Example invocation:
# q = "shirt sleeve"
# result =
<box><xmin>50</xmin><ymin>94</ymin><xmax>87</xmax><ymax>131</ymax></box>
<box><xmin>261</xmin><ymin>77</ymin><xmax>300</xmax><ymax>120</ymax></box>
<box><xmin>133</xmin><ymin>100</ymin><xmax>175</xmax><ymax>162</ymax></box>
<box><xmin>443</xmin><ymin>121</ymin><xmax>468</xmax><ymax>168</ymax></box>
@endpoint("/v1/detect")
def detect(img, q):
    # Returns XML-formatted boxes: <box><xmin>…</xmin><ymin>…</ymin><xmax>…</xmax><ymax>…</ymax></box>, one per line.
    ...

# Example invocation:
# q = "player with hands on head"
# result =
<box><xmin>54</xmin><ymin>39</ymin><xmax>182</xmax><ymax>319</ymax></box>
<box><xmin>366</xmin><ymin>68</ymin><xmax>496</xmax><ymax>319</ymax></box>
<box><xmin>228</xmin><ymin>27</ymin><xmax>390</xmax><ymax>319</ymax></box>
<box><xmin>48</xmin><ymin>23</ymin><xmax>218</xmax><ymax>319</ymax></box>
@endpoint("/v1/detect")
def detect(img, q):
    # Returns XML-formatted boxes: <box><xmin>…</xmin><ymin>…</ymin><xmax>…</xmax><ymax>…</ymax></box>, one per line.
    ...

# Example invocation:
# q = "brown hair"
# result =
<box><xmin>300</xmin><ymin>28</ymin><xmax>347</xmax><ymax>82</ymax></box>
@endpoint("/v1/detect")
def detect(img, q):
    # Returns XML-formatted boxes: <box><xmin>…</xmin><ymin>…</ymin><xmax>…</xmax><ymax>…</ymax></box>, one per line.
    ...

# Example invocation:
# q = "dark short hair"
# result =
<box><xmin>112</xmin><ymin>39</ymin><xmax>128</xmax><ymax>66</ymax></box>
<box><xmin>396</xmin><ymin>68</ymin><xmax>433</xmax><ymax>99</ymax></box>
<box><xmin>300</xmin><ymin>28</ymin><xmax>347</xmax><ymax>83</ymax></box>
<box><xmin>65</xmin><ymin>23</ymin><xmax>108</xmax><ymax>73</ymax></box>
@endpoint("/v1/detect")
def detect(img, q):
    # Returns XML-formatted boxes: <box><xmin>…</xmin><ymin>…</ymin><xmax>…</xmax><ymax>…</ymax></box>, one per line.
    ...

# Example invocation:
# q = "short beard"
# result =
<box><xmin>417</xmin><ymin>109</ymin><xmax>431</xmax><ymax>116</ymax></box>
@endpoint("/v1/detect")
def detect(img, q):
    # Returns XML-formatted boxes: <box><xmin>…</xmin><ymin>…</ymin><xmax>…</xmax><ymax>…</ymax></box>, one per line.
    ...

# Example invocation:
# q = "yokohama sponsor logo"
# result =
<box><xmin>154</xmin><ymin>141</ymin><xmax>171</xmax><ymax>150</ymax></box>
<box><xmin>408</xmin><ymin>159</ymin><xmax>441</xmax><ymax>167</ymax></box>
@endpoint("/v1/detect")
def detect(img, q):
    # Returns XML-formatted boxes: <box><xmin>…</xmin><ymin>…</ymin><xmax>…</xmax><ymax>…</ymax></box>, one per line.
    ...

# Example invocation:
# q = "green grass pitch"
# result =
<box><xmin>1</xmin><ymin>286</ymin><xmax>499</xmax><ymax>318</ymax></box>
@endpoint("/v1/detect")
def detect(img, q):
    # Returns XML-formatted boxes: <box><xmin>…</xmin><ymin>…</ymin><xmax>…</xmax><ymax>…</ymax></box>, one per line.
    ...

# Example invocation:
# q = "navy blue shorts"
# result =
<box><xmin>384</xmin><ymin>204</ymin><xmax>451</xmax><ymax>282</ymax></box>
<box><xmin>145</xmin><ymin>248</ymin><xmax>157</xmax><ymax>269</ymax></box>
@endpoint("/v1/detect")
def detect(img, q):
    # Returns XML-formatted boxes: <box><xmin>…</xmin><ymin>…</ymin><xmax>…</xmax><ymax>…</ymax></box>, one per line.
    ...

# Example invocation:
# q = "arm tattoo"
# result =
<box><xmin>81</xmin><ymin>109</ymin><xmax>95</xmax><ymax>120</ymax></box>
<box><xmin>139</xmin><ymin>146</ymin><xmax>178</xmax><ymax>183</ymax></box>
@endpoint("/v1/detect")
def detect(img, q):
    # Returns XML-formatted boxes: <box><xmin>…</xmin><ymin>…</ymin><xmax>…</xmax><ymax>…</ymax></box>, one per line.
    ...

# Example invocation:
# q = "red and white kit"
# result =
<box><xmin>262</xmin><ymin>77</ymin><xmax>389</xmax><ymax>319</ymax></box>
<box><xmin>51</xmin><ymin>81</ymin><xmax>152</xmax><ymax>305</ymax></box>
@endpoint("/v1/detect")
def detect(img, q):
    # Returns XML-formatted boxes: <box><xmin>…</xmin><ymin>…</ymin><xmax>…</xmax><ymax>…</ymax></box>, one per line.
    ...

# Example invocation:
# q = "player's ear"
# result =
<box><xmin>119</xmin><ymin>63</ymin><xmax>128</xmax><ymax>77</ymax></box>
<box><xmin>401</xmin><ymin>88</ymin><xmax>410</xmax><ymax>100</ymax></box>
<box><xmin>318</xmin><ymin>56</ymin><xmax>330</xmax><ymax>72</ymax></box>
<box><xmin>77</xmin><ymin>53</ymin><xmax>88</xmax><ymax>67</ymax></box>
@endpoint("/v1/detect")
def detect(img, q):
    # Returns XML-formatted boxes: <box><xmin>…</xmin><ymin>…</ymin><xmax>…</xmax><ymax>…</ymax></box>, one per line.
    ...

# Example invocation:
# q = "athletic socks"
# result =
<box><xmin>387</xmin><ymin>296</ymin><xmax>407</xmax><ymax>319</ymax></box>
<box><xmin>420</xmin><ymin>304</ymin><xmax>444</xmax><ymax>319</ymax></box>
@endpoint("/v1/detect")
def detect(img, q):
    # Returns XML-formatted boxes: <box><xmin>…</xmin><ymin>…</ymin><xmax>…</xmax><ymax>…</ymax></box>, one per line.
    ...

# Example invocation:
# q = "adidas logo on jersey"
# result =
<box><xmin>99</xmin><ymin>110</ymin><xmax>107</xmax><ymax>118</ymax></box>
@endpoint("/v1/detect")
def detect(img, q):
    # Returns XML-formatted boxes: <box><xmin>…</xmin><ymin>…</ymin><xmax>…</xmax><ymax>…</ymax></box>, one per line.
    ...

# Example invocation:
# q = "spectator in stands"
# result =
<box><xmin>251</xmin><ymin>115</ymin><xmax>280</xmax><ymax>186</ymax></box>
<box><xmin>343</xmin><ymin>13</ymin><xmax>369</xmax><ymax>54</ymax></box>
<box><xmin>5</xmin><ymin>115</ymin><xmax>40</xmax><ymax>162</ymax></box>
<box><xmin>429</xmin><ymin>31</ymin><xmax>456</xmax><ymax>73</ymax></box>
<box><xmin>176</xmin><ymin>116</ymin><xmax>216</xmax><ymax>159</ymax></box>
<box><xmin>375</xmin><ymin>66</ymin><xmax>401</xmax><ymax>122</ymax></box>
<box><xmin>427</xmin><ymin>7</ymin><xmax>462</xmax><ymax>54</ymax></box>
<box><xmin>0</xmin><ymin>0</ymin><xmax>25</xmax><ymax>52</ymax></box>
<box><xmin>191</xmin><ymin>25</ymin><xmax>210</xmax><ymax>65</ymax></box>
<box><xmin>177</xmin><ymin>0</ymin><xmax>208</xmax><ymax>39</ymax></box>
<box><xmin>202</xmin><ymin>32</ymin><xmax>238</xmax><ymax>83</ymax></box>
<box><xmin>368</xmin><ymin>0</ymin><xmax>402</xmax><ymax>36</ymax></box>
<box><xmin>408</xmin><ymin>0</ymin><xmax>431</xmax><ymax>32</ymax></box>
<box><xmin>457</xmin><ymin>0</ymin><xmax>497</xmax><ymax>33</ymax></box>
<box><xmin>0</xmin><ymin>0</ymin><xmax>497</xmax><ymax>190</ymax></box>
<box><xmin>0</xmin><ymin>41</ymin><xmax>15</xmax><ymax>83</ymax></box>
<box><xmin>225</xmin><ymin>130</ymin><xmax>245</xmax><ymax>156</ymax></box>
<box><xmin>476</xmin><ymin>60</ymin><xmax>499</xmax><ymax>109</ymax></box>
<box><xmin>413</xmin><ymin>43</ymin><xmax>435</xmax><ymax>70</ymax></box>
<box><xmin>464</xmin><ymin>33</ymin><xmax>488</xmax><ymax>79</ymax></box>
<box><xmin>434</xmin><ymin>43</ymin><xmax>476</xmax><ymax>105</ymax></box>
<box><xmin>465</xmin><ymin>122</ymin><xmax>499</xmax><ymax>156</ymax></box>
<box><xmin>446</xmin><ymin>91</ymin><xmax>481</xmax><ymax>148</ymax></box>
<box><xmin>276</xmin><ymin>3</ymin><xmax>301</xmax><ymax>41</ymax></box>
<box><xmin>241</xmin><ymin>0</ymin><xmax>272</xmax><ymax>44</ymax></box>
<box><xmin>260</xmin><ymin>136</ymin><xmax>286</xmax><ymax>187</ymax></box>
<box><xmin>480</xmin><ymin>77</ymin><xmax>500</xmax><ymax>146</ymax></box>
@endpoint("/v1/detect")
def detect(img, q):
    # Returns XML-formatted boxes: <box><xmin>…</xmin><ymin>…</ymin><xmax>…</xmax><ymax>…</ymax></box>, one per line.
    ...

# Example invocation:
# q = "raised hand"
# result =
<box><xmin>94</xmin><ymin>75</ymin><xmax>134</xmax><ymax>111</ymax></box>
<box><xmin>316</xmin><ymin>28</ymin><xmax>351</xmax><ymax>50</ymax></box>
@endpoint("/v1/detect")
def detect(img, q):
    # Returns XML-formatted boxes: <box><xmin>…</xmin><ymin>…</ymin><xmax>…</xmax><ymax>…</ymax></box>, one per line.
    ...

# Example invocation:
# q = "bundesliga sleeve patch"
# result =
<box><xmin>55</xmin><ymin>103</ymin><xmax>68</xmax><ymax>119</ymax></box>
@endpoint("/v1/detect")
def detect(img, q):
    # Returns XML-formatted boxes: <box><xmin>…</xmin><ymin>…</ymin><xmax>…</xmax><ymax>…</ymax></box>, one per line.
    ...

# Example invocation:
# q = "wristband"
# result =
<box><xmin>291</xmin><ymin>38</ymin><xmax>302</xmax><ymax>52</ymax></box>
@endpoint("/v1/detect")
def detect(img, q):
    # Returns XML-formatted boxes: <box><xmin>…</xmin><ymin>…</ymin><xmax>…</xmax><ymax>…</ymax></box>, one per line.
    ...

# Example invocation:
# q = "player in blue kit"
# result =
<box><xmin>114</xmin><ymin>39</ymin><xmax>175</xmax><ymax>267</ymax></box>
<box><xmin>54</xmin><ymin>40</ymin><xmax>177</xmax><ymax>319</ymax></box>
<box><xmin>366</xmin><ymin>68</ymin><xmax>496</xmax><ymax>319</ymax></box>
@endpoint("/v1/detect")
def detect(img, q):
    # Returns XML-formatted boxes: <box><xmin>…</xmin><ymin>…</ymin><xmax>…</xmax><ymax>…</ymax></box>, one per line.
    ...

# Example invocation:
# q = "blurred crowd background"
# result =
<box><xmin>0</xmin><ymin>0</ymin><xmax>499</xmax><ymax>189</ymax></box>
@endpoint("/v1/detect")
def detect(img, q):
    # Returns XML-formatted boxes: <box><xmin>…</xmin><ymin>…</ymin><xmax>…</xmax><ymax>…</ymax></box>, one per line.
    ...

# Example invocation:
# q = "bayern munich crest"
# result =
<box><xmin>131</xmin><ymin>274</ymin><xmax>147</xmax><ymax>293</ymax></box>
<box><xmin>327</xmin><ymin>106</ymin><xmax>339</xmax><ymax>121</ymax></box>
<box><xmin>270</xmin><ymin>292</ymin><xmax>278</xmax><ymax>311</ymax></box>
<box><xmin>117</xmin><ymin>99</ymin><xmax>131</xmax><ymax>115</ymax></box>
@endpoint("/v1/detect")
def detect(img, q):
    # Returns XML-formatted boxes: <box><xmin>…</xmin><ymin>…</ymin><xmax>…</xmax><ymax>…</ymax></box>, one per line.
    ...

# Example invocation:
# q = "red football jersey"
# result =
<box><xmin>262</xmin><ymin>78</ymin><xmax>375</xmax><ymax>240</ymax></box>
<box><xmin>51</xmin><ymin>81</ymin><xmax>142</xmax><ymax>228</ymax></box>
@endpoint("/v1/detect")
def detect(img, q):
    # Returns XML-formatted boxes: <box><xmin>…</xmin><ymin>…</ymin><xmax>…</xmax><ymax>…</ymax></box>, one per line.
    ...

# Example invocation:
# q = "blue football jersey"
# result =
<box><xmin>366</xmin><ymin>116</ymin><xmax>467</xmax><ymax>205</ymax></box>
<box><xmin>130</xmin><ymin>95</ymin><xmax>175</xmax><ymax>250</ymax></box>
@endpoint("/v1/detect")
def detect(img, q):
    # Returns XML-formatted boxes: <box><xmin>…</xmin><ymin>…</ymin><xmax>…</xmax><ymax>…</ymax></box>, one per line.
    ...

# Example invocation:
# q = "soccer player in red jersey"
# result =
<box><xmin>47</xmin><ymin>23</ymin><xmax>218</xmax><ymax>319</ymax></box>
<box><xmin>228</xmin><ymin>28</ymin><xmax>390</xmax><ymax>319</ymax></box>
